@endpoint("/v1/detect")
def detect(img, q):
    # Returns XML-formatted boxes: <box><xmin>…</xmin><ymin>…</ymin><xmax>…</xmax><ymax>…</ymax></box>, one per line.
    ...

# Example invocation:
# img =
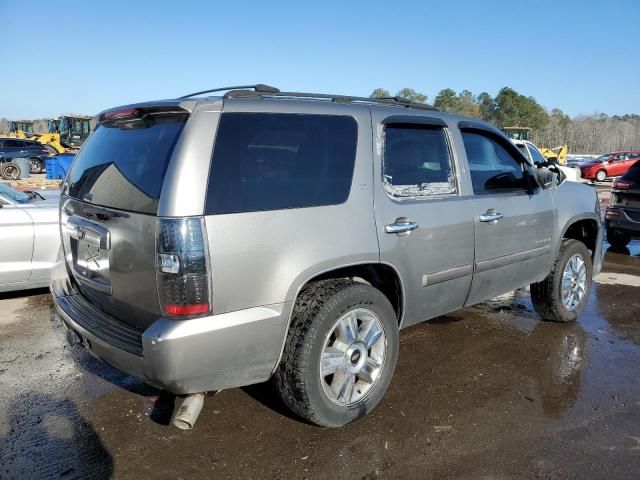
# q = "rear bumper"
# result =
<box><xmin>51</xmin><ymin>262</ymin><xmax>290</xmax><ymax>394</ymax></box>
<box><xmin>605</xmin><ymin>208</ymin><xmax>640</xmax><ymax>236</ymax></box>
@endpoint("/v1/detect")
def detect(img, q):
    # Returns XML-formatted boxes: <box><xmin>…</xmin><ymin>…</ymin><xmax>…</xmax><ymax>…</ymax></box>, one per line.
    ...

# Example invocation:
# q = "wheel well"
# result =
<box><xmin>305</xmin><ymin>264</ymin><xmax>403</xmax><ymax>324</ymax></box>
<box><xmin>563</xmin><ymin>219</ymin><xmax>599</xmax><ymax>258</ymax></box>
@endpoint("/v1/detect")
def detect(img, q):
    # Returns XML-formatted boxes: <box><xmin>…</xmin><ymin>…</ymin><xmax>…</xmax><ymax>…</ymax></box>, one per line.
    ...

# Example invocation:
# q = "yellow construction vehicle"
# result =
<box><xmin>3</xmin><ymin>120</ymin><xmax>35</xmax><ymax>138</ymax></box>
<box><xmin>538</xmin><ymin>145</ymin><xmax>569</xmax><ymax>165</ymax></box>
<box><xmin>27</xmin><ymin>132</ymin><xmax>69</xmax><ymax>154</ymax></box>
<box><xmin>503</xmin><ymin>126</ymin><xmax>568</xmax><ymax>164</ymax></box>
<box><xmin>54</xmin><ymin>116</ymin><xmax>92</xmax><ymax>148</ymax></box>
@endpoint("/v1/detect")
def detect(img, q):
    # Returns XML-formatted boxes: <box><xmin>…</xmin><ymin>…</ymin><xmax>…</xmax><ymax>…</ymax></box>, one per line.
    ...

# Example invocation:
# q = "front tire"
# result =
<box><xmin>595</xmin><ymin>169</ymin><xmax>607</xmax><ymax>182</ymax></box>
<box><xmin>274</xmin><ymin>279</ymin><xmax>399</xmax><ymax>427</ymax></box>
<box><xmin>531</xmin><ymin>239</ymin><xmax>592</xmax><ymax>322</ymax></box>
<box><xmin>30</xmin><ymin>157</ymin><xmax>44</xmax><ymax>174</ymax></box>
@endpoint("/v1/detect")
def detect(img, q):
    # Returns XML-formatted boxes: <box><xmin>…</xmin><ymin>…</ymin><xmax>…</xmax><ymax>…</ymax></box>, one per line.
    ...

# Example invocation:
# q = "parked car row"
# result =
<box><xmin>580</xmin><ymin>151</ymin><xmax>640</xmax><ymax>182</ymax></box>
<box><xmin>0</xmin><ymin>137</ymin><xmax>52</xmax><ymax>175</ymax></box>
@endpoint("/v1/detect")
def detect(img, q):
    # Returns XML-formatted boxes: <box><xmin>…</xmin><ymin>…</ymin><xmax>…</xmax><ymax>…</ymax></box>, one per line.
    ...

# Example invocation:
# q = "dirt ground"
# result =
<box><xmin>1</xmin><ymin>240</ymin><xmax>639</xmax><ymax>479</ymax></box>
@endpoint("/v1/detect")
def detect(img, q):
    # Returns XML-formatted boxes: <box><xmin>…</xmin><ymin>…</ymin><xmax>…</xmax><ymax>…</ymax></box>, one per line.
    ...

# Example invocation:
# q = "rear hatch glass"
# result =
<box><xmin>65</xmin><ymin>110</ymin><xmax>187</xmax><ymax>214</ymax></box>
<box><xmin>61</xmin><ymin>108</ymin><xmax>188</xmax><ymax>331</ymax></box>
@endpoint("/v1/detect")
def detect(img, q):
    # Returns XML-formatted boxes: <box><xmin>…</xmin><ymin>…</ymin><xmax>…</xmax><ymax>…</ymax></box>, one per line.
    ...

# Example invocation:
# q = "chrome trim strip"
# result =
<box><xmin>475</xmin><ymin>245</ymin><xmax>552</xmax><ymax>273</ymax></box>
<box><xmin>423</xmin><ymin>264</ymin><xmax>473</xmax><ymax>286</ymax></box>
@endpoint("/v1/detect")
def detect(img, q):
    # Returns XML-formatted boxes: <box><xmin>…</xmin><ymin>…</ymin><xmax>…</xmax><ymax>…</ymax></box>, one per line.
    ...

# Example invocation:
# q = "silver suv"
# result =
<box><xmin>52</xmin><ymin>85</ymin><xmax>602</xmax><ymax>428</ymax></box>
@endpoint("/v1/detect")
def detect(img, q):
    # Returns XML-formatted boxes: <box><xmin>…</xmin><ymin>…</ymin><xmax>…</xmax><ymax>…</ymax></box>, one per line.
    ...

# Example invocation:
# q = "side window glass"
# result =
<box><xmin>383</xmin><ymin>124</ymin><xmax>456</xmax><ymax>197</ymax></box>
<box><xmin>206</xmin><ymin>113</ymin><xmax>358</xmax><ymax>214</ymax></box>
<box><xmin>462</xmin><ymin>131</ymin><xmax>526</xmax><ymax>194</ymax></box>
<box><xmin>527</xmin><ymin>144</ymin><xmax>547</xmax><ymax>164</ymax></box>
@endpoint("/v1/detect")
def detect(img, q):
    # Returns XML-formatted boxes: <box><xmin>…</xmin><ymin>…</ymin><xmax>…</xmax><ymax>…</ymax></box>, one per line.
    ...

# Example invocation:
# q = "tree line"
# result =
<box><xmin>371</xmin><ymin>87</ymin><xmax>640</xmax><ymax>155</ymax></box>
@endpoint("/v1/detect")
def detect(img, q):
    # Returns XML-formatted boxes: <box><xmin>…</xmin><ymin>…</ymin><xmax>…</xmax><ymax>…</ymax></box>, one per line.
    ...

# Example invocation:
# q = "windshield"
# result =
<box><xmin>592</xmin><ymin>154</ymin><xmax>612</xmax><ymax>163</ymax></box>
<box><xmin>59</xmin><ymin>117</ymin><xmax>69</xmax><ymax>134</ymax></box>
<box><xmin>0</xmin><ymin>184</ymin><xmax>30</xmax><ymax>204</ymax></box>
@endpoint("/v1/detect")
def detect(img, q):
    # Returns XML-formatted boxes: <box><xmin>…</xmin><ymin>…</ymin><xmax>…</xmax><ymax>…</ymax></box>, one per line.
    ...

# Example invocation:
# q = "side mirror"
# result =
<box><xmin>530</xmin><ymin>165</ymin><xmax>555</xmax><ymax>190</ymax></box>
<box><xmin>608</xmin><ymin>159</ymin><xmax>614</xmax><ymax>164</ymax></box>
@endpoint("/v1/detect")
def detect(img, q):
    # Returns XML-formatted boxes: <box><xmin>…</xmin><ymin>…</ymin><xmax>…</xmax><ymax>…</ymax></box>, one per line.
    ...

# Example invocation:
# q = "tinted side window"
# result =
<box><xmin>206</xmin><ymin>113</ymin><xmax>357</xmax><ymax>214</ymax></box>
<box><xmin>462</xmin><ymin>131</ymin><xmax>526</xmax><ymax>194</ymax></box>
<box><xmin>3</xmin><ymin>140</ymin><xmax>22</xmax><ymax>148</ymax></box>
<box><xmin>383</xmin><ymin>124</ymin><xmax>456</xmax><ymax>197</ymax></box>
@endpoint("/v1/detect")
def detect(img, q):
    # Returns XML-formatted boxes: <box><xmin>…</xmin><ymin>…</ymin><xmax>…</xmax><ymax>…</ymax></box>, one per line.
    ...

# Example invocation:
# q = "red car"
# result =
<box><xmin>580</xmin><ymin>151</ymin><xmax>640</xmax><ymax>182</ymax></box>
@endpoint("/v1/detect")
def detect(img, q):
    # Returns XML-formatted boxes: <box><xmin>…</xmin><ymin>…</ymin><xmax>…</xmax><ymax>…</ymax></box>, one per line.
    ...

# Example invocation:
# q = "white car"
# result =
<box><xmin>0</xmin><ymin>183</ymin><xmax>60</xmax><ymax>292</ymax></box>
<box><xmin>513</xmin><ymin>139</ymin><xmax>581</xmax><ymax>182</ymax></box>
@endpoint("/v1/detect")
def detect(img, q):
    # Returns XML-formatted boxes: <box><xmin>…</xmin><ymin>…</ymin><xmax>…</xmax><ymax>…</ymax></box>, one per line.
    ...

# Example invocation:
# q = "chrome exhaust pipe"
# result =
<box><xmin>173</xmin><ymin>393</ymin><xmax>205</xmax><ymax>430</ymax></box>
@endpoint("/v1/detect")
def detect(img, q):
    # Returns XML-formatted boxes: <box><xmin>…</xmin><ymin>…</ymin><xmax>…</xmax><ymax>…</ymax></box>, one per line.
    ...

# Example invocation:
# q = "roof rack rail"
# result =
<box><xmin>223</xmin><ymin>89</ymin><xmax>438</xmax><ymax>111</ymax></box>
<box><xmin>180</xmin><ymin>84</ymin><xmax>280</xmax><ymax>99</ymax></box>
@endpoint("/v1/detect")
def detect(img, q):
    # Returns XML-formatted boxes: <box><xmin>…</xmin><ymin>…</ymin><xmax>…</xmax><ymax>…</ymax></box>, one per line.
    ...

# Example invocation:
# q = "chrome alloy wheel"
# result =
<box><xmin>319</xmin><ymin>308</ymin><xmax>387</xmax><ymax>406</ymax></box>
<box><xmin>561</xmin><ymin>253</ymin><xmax>587</xmax><ymax>311</ymax></box>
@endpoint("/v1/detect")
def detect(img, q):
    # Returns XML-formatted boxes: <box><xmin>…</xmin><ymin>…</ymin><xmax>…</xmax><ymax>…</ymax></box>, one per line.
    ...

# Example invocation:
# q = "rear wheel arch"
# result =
<box><xmin>273</xmin><ymin>262</ymin><xmax>405</xmax><ymax>372</ymax></box>
<box><xmin>291</xmin><ymin>263</ymin><xmax>404</xmax><ymax>324</ymax></box>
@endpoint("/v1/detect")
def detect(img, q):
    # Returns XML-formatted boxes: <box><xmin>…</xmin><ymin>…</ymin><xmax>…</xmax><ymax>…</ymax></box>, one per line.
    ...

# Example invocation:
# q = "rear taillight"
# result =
<box><xmin>156</xmin><ymin>217</ymin><xmax>211</xmax><ymax>318</ymax></box>
<box><xmin>613</xmin><ymin>179</ymin><xmax>634</xmax><ymax>190</ymax></box>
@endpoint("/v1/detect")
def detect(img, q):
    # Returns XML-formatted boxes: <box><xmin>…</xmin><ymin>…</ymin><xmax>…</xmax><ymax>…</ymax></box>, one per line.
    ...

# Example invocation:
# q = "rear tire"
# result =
<box><xmin>607</xmin><ymin>228</ymin><xmax>631</xmax><ymax>248</ymax></box>
<box><xmin>531</xmin><ymin>239</ymin><xmax>592</xmax><ymax>323</ymax></box>
<box><xmin>595</xmin><ymin>169</ymin><xmax>607</xmax><ymax>182</ymax></box>
<box><xmin>0</xmin><ymin>162</ymin><xmax>21</xmax><ymax>180</ymax></box>
<box><xmin>274</xmin><ymin>279</ymin><xmax>399</xmax><ymax>427</ymax></box>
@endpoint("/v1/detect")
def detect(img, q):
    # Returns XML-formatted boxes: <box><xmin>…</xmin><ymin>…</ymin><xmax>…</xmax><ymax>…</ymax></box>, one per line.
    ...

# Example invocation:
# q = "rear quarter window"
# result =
<box><xmin>205</xmin><ymin>113</ymin><xmax>358</xmax><ymax>214</ymax></box>
<box><xmin>65</xmin><ymin>114</ymin><xmax>186</xmax><ymax>214</ymax></box>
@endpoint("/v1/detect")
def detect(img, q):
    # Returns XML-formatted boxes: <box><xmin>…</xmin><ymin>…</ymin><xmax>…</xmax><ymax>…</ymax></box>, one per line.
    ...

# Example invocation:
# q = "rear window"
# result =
<box><xmin>65</xmin><ymin>114</ymin><xmax>186</xmax><ymax>214</ymax></box>
<box><xmin>205</xmin><ymin>113</ymin><xmax>358</xmax><ymax>214</ymax></box>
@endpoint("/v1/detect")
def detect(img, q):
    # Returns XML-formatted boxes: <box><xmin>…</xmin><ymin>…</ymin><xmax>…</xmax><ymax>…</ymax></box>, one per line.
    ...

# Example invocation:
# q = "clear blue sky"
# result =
<box><xmin>1</xmin><ymin>0</ymin><xmax>638</xmax><ymax>119</ymax></box>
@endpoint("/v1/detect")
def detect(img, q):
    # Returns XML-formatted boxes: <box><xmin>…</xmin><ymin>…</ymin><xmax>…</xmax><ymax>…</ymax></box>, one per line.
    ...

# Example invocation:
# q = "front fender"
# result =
<box><xmin>553</xmin><ymin>181</ymin><xmax>603</xmax><ymax>275</ymax></box>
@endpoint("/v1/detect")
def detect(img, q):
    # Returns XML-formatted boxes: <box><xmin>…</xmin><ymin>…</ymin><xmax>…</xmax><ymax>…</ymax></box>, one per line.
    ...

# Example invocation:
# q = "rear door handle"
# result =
<box><xmin>479</xmin><ymin>209</ymin><xmax>504</xmax><ymax>223</ymax></box>
<box><xmin>385</xmin><ymin>218</ymin><xmax>419</xmax><ymax>234</ymax></box>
